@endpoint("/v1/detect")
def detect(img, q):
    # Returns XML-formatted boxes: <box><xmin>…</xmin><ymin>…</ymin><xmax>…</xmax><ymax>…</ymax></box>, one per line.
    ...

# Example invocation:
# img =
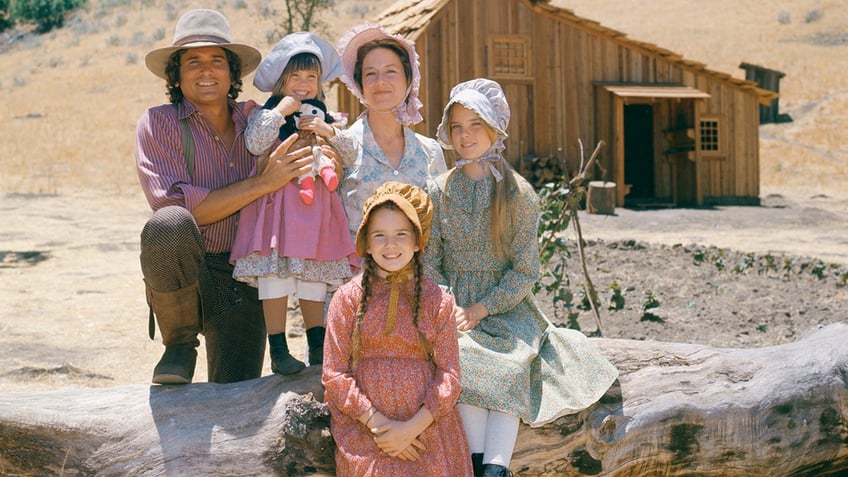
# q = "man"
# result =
<box><xmin>136</xmin><ymin>9</ymin><xmax>313</xmax><ymax>384</ymax></box>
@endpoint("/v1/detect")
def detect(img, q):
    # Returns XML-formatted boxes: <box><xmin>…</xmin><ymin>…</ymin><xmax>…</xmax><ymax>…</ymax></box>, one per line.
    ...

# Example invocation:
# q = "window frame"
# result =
<box><xmin>487</xmin><ymin>35</ymin><xmax>533</xmax><ymax>80</ymax></box>
<box><xmin>698</xmin><ymin>116</ymin><xmax>724</xmax><ymax>157</ymax></box>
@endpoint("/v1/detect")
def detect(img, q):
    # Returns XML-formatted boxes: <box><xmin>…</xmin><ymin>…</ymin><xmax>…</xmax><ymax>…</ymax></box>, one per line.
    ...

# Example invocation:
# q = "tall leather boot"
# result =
<box><xmin>147</xmin><ymin>281</ymin><xmax>202</xmax><ymax>384</ymax></box>
<box><xmin>306</xmin><ymin>326</ymin><xmax>325</xmax><ymax>366</ymax></box>
<box><xmin>268</xmin><ymin>333</ymin><xmax>305</xmax><ymax>375</ymax></box>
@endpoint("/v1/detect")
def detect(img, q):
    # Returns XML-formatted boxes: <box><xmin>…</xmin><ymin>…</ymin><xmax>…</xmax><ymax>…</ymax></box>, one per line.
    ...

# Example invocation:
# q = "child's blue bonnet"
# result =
<box><xmin>253</xmin><ymin>32</ymin><xmax>343</xmax><ymax>92</ymax></box>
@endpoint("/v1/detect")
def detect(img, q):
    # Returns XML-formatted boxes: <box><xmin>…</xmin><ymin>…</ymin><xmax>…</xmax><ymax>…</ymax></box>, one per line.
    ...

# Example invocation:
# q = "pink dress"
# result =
<box><xmin>323</xmin><ymin>275</ymin><xmax>473</xmax><ymax>477</ymax></box>
<box><xmin>229</xmin><ymin>148</ymin><xmax>357</xmax><ymax>287</ymax></box>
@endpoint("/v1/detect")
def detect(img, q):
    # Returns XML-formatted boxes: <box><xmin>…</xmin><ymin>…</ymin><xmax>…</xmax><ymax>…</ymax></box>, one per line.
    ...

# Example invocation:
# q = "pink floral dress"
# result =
<box><xmin>322</xmin><ymin>275</ymin><xmax>473</xmax><ymax>477</ymax></box>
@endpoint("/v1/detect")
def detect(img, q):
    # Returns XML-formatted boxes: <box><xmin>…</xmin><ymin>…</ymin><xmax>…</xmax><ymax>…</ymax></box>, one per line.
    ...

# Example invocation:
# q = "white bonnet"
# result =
<box><xmin>436</xmin><ymin>78</ymin><xmax>510</xmax><ymax>149</ymax></box>
<box><xmin>253</xmin><ymin>32</ymin><xmax>343</xmax><ymax>92</ymax></box>
<box><xmin>337</xmin><ymin>23</ymin><xmax>423</xmax><ymax>126</ymax></box>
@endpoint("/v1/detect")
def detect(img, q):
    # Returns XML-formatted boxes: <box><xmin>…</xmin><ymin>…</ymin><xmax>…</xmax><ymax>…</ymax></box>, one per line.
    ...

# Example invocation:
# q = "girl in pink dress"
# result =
<box><xmin>230</xmin><ymin>32</ymin><xmax>356</xmax><ymax>375</ymax></box>
<box><xmin>322</xmin><ymin>182</ymin><xmax>473</xmax><ymax>476</ymax></box>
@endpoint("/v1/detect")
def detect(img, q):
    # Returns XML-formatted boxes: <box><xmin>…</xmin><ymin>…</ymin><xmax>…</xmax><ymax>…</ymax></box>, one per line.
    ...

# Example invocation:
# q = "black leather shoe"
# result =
<box><xmin>471</xmin><ymin>453</ymin><xmax>484</xmax><ymax>477</ymax></box>
<box><xmin>271</xmin><ymin>351</ymin><xmax>306</xmax><ymax>375</ymax></box>
<box><xmin>481</xmin><ymin>464</ymin><xmax>513</xmax><ymax>477</ymax></box>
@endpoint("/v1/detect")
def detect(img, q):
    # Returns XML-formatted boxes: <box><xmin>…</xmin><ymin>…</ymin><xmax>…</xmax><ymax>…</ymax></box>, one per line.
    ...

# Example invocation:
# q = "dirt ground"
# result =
<box><xmin>1</xmin><ymin>189</ymin><xmax>847</xmax><ymax>393</ymax></box>
<box><xmin>542</xmin><ymin>190</ymin><xmax>848</xmax><ymax>348</ymax></box>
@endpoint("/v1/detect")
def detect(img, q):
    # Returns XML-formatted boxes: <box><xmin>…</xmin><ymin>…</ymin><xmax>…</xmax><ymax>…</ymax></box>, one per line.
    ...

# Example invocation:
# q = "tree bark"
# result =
<box><xmin>1</xmin><ymin>324</ymin><xmax>846</xmax><ymax>476</ymax></box>
<box><xmin>586</xmin><ymin>181</ymin><xmax>616</xmax><ymax>215</ymax></box>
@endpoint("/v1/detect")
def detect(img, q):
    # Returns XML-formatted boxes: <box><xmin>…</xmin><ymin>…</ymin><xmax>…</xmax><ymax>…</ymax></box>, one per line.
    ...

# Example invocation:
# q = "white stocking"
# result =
<box><xmin>457</xmin><ymin>403</ymin><xmax>488</xmax><ymax>453</ymax></box>
<box><xmin>483</xmin><ymin>410</ymin><xmax>519</xmax><ymax>467</ymax></box>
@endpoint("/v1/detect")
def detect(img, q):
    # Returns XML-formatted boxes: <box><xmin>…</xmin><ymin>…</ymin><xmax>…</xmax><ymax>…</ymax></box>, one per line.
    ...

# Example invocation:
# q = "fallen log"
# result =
<box><xmin>1</xmin><ymin>323</ymin><xmax>846</xmax><ymax>476</ymax></box>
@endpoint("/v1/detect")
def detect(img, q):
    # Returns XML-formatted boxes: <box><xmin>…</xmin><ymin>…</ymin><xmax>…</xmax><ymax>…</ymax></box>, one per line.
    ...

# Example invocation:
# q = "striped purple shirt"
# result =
<box><xmin>135</xmin><ymin>99</ymin><xmax>257</xmax><ymax>254</ymax></box>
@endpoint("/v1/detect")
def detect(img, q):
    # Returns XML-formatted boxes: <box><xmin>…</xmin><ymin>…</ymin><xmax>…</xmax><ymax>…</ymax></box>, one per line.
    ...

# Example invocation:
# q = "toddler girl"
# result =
<box><xmin>230</xmin><ymin>32</ymin><xmax>355</xmax><ymax>374</ymax></box>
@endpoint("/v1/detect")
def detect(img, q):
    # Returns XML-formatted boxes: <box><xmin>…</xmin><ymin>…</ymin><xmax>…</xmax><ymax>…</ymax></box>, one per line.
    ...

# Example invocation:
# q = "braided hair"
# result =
<box><xmin>350</xmin><ymin>202</ymin><xmax>432</xmax><ymax>370</ymax></box>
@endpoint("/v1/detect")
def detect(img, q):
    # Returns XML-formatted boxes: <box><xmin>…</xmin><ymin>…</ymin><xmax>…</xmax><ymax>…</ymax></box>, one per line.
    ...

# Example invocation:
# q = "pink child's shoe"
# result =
<box><xmin>320</xmin><ymin>166</ymin><xmax>338</xmax><ymax>192</ymax></box>
<box><xmin>300</xmin><ymin>176</ymin><xmax>315</xmax><ymax>205</ymax></box>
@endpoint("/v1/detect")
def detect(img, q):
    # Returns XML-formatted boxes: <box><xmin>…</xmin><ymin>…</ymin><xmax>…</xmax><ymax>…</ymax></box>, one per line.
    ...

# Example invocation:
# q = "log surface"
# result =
<box><xmin>1</xmin><ymin>324</ymin><xmax>847</xmax><ymax>476</ymax></box>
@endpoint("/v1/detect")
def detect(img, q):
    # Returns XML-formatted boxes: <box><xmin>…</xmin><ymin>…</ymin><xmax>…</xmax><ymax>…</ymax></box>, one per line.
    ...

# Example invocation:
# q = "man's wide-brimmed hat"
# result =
<box><xmin>144</xmin><ymin>9</ymin><xmax>261</xmax><ymax>80</ymax></box>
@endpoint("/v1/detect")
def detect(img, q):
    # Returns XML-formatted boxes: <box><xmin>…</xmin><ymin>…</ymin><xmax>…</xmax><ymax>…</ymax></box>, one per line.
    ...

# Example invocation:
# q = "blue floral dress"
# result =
<box><xmin>332</xmin><ymin>114</ymin><xmax>446</xmax><ymax>240</ymax></box>
<box><xmin>425</xmin><ymin>169</ymin><xmax>618</xmax><ymax>426</ymax></box>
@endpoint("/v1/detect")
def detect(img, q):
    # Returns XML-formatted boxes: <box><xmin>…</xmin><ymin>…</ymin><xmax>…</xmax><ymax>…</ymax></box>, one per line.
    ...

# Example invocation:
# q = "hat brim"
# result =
<box><xmin>145</xmin><ymin>42</ymin><xmax>262</xmax><ymax>80</ymax></box>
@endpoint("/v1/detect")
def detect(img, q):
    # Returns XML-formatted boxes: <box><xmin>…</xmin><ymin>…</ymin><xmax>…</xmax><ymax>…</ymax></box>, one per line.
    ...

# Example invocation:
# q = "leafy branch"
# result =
<box><xmin>537</xmin><ymin>139</ymin><xmax>606</xmax><ymax>336</ymax></box>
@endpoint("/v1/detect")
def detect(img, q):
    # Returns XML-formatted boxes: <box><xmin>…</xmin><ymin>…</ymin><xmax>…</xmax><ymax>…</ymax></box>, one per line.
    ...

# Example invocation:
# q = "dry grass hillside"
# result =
<box><xmin>0</xmin><ymin>0</ymin><xmax>846</xmax><ymax>200</ymax></box>
<box><xmin>0</xmin><ymin>0</ymin><xmax>395</xmax><ymax>198</ymax></box>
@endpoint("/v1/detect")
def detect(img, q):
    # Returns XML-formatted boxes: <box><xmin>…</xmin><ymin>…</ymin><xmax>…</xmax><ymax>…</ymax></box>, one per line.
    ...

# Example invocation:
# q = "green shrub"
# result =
<box><xmin>1</xmin><ymin>0</ymin><xmax>14</xmax><ymax>32</ymax></box>
<box><xmin>11</xmin><ymin>0</ymin><xmax>87</xmax><ymax>32</ymax></box>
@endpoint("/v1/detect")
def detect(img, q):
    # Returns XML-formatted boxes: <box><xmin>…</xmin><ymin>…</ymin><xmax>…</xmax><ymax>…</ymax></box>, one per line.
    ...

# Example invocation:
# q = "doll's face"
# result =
<box><xmin>294</xmin><ymin>103</ymin><xmax>324</xmax><ymax>130</ymax></box>
<box><xmin>299</xmin><ymin>103</ymin><xmax>323</xmax><ymax>118</ymax></box>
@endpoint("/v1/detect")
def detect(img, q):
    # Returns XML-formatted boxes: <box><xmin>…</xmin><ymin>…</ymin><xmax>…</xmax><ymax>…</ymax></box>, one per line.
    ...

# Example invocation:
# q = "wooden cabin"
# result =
<box><xmin>336</xmin><ymin>0</ymin><xmax>777</xmax><ymax>206</ymax></box>
<box><xmin>739</xmin><ymin>62</ymin><xmax>791</xmax><ymax>125</ymax></box>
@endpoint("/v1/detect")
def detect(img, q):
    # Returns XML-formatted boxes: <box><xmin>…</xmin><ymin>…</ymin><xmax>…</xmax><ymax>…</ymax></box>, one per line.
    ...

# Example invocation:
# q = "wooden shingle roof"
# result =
<box><xmin>373</xmin><ymin>0</ymin><xmax>778</xmax><ymax>103</ymax></box>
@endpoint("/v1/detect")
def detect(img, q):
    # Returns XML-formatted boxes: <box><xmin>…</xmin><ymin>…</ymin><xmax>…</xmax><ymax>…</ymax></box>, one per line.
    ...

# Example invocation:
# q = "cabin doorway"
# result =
<box><xmin>624</xmin><ymin>104</ymin><xmax>655</xmax><ymax>203</ymax></box>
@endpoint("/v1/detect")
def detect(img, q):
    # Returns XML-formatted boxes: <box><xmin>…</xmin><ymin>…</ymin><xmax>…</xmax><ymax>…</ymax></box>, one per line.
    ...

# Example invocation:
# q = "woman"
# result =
<box><xmin>334</xmin><ymin>23</ymin><xmax>447</xmax><ymax>240</ymax></box>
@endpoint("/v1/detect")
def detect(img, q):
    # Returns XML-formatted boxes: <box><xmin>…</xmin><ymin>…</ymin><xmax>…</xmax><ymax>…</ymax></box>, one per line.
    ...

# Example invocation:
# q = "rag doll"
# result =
<box><xmin>280</xmin><ymin>98</ymin><xmax>338</xmax><ymax>205</ymax></box>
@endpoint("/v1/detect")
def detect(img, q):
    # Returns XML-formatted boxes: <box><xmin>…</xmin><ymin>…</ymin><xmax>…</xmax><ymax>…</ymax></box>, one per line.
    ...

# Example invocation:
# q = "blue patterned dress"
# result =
<box><xmin>332</xmin><ymin>114</ymin><xmax>447</xmax><ymax>240</ymax></box>
<box><xmin>425</xmin><ymin>169</ymin><xmax>618</xmax><ymax>426</ymax></box>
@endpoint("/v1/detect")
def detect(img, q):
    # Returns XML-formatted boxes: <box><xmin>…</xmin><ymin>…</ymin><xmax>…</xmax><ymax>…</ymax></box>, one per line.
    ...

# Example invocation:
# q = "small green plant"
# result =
<box><xmin>733</xmin><ymin>253</ymin><xmax>756</xmax><ymax>274</ymax></box>
<box><xmin>804</xmin><ymin>9</ymin><xmax>823</xmax><ymax>24</ymax></box>
<box><xmin>836</xmin><ymin>266</ymin><xmax>848</xmax><ymax>287</ymax></box>
<box><xmin>713</xmin><ymin>254</ymin><xmax>726</xmax><ymax>271</ymax></box>
<box><xmin>607</xmin><ymin>281</ymin><xmax>625</xmax><ymax>310</ymax></box>
<box><xmin>758</xmin><ymin>253</ymin><xmax>778</xmax><ymax>275</ymax></box>
<box><xmin>640</xmin><ymin>290</ymin><xmax>663</xmax><ymax>322</ymax></box>
<box><xmin>692</xmin><ymin>248</ymin><xmax>706</xmax><ymax>265</ymax></box>
<box><xmin>756</xmin><ymin>324</ymin><xmax>768</xmax><ymax>333</ymax></box>
<box><xmin>810</xmin><ymin>260</ymin><xmax>827</xmax><ymax>280</ymax></box>
<box><xmin>641</xmin><ymin>290</ymin><xmax>660</xmax><ymax>311</ymax></box>
<box><xmin>577</xmin><ymin>284</ymin><xmax>599</xmax><ymax>311</ymax></box>
<box><xmin>782</xmin><ymin>257</ymin><xmax>795</xmax><ymax>278</ymax></box>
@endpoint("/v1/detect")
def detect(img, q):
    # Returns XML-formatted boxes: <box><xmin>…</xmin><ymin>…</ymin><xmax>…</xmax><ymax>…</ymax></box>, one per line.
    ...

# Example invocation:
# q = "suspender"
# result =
<box><xmin>174</xmin><ymin>104</ymin><xmax>195</xmax><ymax>179</ymax></box>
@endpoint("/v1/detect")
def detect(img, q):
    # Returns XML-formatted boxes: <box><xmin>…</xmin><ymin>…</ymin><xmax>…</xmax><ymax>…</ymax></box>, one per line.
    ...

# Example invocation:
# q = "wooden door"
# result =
<box><xmin>624</xmin><ymin>104</ymin><xmax>656</xmax><ymax>202</ymax></box>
